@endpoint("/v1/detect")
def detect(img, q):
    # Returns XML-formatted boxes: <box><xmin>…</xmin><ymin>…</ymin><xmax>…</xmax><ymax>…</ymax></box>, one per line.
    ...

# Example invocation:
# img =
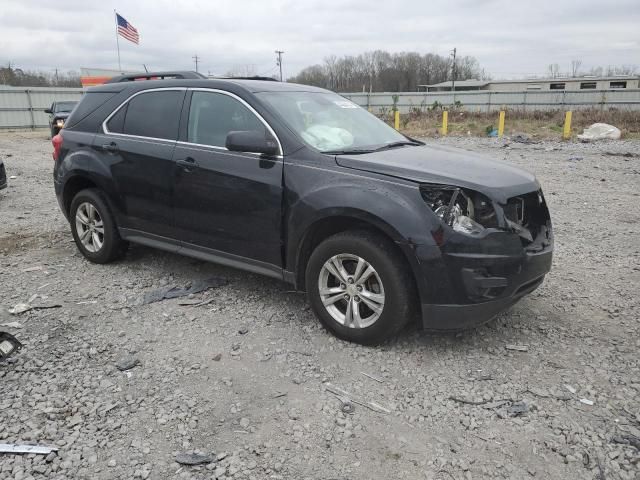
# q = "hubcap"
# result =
<box><xmin>75</xmin><ymin>202</ymin><xmax>104</xmax><ymax>253</ymax></box>
<box><xmin>318</xmin><ymin>254</ymin><xmax>385</xmax><ymax>329</ymax></box>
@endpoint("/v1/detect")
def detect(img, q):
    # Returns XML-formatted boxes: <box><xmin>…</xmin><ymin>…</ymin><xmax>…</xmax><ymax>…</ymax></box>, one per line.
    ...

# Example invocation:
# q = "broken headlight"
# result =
<box><xmin>420</xmin><ymin>185</ymin><xmax>497</xmax><ymax>236</ymax></box>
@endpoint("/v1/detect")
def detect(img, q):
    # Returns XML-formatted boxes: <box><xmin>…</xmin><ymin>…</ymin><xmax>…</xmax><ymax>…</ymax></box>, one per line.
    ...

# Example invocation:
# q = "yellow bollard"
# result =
<box><xmin>442</xmin><ymin>110</ymin><xmax>448</xmax><ymax>136</ymax></box>
<box><xmin>498</xmin><ymin>111</ymin><xmax>505</xmax><ymax>137</ymax></box>
<box><xmin>394</xmin><ymin>110</ymin><xmax>400</xmax><ymax>130</ymax></box>
<box><xmin>563</xmin><ymin>111</ymin><xmax>572</xmax><ymax>139</ymax></box>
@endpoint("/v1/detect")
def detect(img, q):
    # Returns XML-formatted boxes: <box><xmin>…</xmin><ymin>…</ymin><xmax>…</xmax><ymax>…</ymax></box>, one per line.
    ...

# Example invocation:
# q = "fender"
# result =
<box><xmin>285</xmin><ymin>173</ymin><xmax>442</xmax><ymax>304</ymax></box>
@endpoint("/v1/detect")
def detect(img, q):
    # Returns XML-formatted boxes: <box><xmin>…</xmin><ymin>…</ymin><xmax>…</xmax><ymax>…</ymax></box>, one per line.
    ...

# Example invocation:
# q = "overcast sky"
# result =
<box><xmin>1</xmin><ymin>0</ymin><xmax>639</xmax><ymax>80</ymax></box>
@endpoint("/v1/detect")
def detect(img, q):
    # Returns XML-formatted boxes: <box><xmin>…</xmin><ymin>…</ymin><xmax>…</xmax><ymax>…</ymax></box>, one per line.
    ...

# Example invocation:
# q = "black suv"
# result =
<box><xmin>45</xmin><ymin>101</ymin><xmax>78</xmax><ymax>137</ymax></box>
<box><xmin>53</xmin><ymin>71</ymin><xmax>553</xmax><ymax>344</ymax></box>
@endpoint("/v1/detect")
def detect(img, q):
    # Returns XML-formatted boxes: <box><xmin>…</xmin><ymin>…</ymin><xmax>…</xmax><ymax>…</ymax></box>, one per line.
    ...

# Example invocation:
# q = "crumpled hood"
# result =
<box><xmin>335</xmin><ymin>143</ymin><xmax>539</xmax><ymax>203</ymax></box>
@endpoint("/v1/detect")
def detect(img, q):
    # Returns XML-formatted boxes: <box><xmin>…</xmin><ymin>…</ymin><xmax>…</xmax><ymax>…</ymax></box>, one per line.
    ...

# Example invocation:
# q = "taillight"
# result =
<box><xmin>52</xmin><ymin>133</ymin><xmax>63</xmax><ymax>161</ymax></box>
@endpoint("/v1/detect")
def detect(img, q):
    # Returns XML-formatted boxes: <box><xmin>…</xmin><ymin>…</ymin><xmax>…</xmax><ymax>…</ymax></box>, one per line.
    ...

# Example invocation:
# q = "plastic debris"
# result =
<box><xmin>579</xmin><ymin>398</ymin><xmax>594</xmax><ymax>406</ymax></box>
<box><xmin>174</xmin><ymin>452</ymin><xmax>215</xmax><ymax>465</ymax></box>
<box><xmin>577</xmin><ymin>123</ymin><xmax>621</xmax><ymax>141</ymax></box>
<box><xmin>142</xmin><ymin>277</ymin><xmax>227</xmax><ymax>304</ymax></box>
<box><xmin>0</xmin><ymin>332</ymin><xmax>23</xmax><ymax>362</ymax></box>
<box><xmin>505</xmin><ymin>344</ymin><xmax>529</xmax><ymax>352</ymax></box>
<box><xmin>0</xmin><ymin>443</ymin><xmax>57</xmax><ymax>455</ymax></box>
<box><xmin>564</xmin><ymin>384</ymin><xmax>577</xmax><ymax>394</ymax></box>
<box><xmin>8</xmin><ymin>303</ymin><xmax>31</xmax><ymax>315</ymax></box>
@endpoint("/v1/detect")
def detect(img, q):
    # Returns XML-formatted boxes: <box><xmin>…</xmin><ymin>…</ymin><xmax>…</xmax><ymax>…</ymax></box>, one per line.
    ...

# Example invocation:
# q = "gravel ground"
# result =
<box><xmin>0</xmin><ymin>130</ymin><xmax>639</xmax><ymax>480</ymax></box>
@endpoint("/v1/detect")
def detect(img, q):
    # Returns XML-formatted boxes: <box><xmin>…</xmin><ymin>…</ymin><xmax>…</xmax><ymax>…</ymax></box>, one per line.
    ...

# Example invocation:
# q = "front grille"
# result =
<box><xmin>505</xmin><ymin>190</ymin><xmax>552</xmax><ymax>249</ymax></box>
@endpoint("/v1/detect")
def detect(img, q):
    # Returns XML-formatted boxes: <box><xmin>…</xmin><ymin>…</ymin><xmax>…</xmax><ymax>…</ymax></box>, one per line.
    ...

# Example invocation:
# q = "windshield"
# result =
<box><xmin>256</xmin><ymin>91</ymin><xmax>407</xmax><ymax>153</ymax></box>
<box><xmin>55</xmin><ymin>101</ymin><xmax>77</xmax><ymax>113</ymax></box>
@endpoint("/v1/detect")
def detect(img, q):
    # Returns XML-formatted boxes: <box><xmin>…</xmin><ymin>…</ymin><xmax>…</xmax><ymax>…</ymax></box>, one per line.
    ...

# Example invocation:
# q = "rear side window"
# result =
<box><xmin>110</xmin><ymin>90</ymin><xmax>184</xmax><ymax>140</ymax></box>
<box><xmin>66</xmin><ymin>92</ymin><xmax>117</xmax><ymax>129</ymax></box>
<box><xmin>187</xmin><ymin>91</ymin><xmax>265</xmax><ymax>147</ymax></box>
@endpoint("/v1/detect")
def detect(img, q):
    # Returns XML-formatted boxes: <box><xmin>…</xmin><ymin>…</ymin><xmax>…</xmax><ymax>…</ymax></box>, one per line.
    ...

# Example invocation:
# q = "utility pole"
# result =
<box><xmin>275</xmin><ymin>50</ymin><xmax>284</xmax><ymax>81</ymax></box>
<box><xmin>450</xmin><ymin>47</ymin><xmax>457</xmax><ymax>92</ymax></box>
<box><xmin>193</xmin><ymin>54</ymin><xmax>200</xmax><ymax>73</ymax></box>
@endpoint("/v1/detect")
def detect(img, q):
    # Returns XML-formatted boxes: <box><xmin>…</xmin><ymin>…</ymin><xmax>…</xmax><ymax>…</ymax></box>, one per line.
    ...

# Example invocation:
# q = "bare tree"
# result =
<box><xmin>547</xmin><ymin>64</ymin><xmax>560</xmax><ymax>78</ymax></box>
<box><xmin>570</xmin><ymin>60</ymin><xmax>582</xmax><ymax>77</ymax></box>
<box><xmin>289</xmin><ymin>50</ymin><xmax>483</xmax><ymax>92</ymax></box>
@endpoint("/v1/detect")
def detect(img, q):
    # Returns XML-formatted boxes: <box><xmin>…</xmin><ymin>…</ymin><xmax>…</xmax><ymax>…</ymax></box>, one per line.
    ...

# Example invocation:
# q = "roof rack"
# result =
<box><xmin>106</xmin><ymin>71</ymin><xmax>206</xmax><ymax>83</ymax></box>
<box><xmin>216</xmin><ymin>76</ymin><xmax>278</xmax><ymax>82</ymax></box>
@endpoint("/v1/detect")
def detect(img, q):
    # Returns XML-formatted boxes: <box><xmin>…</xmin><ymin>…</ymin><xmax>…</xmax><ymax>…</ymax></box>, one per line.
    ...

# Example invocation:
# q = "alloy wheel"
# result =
<box><xmin>75</xmin><ymin>202</ymin><xmax>105</xmax><ymax>253</ymax></box>
<box><xmin>318</xmin><ymin>253</ymin><xmax>385</xmax><ymax>329</ymax></box>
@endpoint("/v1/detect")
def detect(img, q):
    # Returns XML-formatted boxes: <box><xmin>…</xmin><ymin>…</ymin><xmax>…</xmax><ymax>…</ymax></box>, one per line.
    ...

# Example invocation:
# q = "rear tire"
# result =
<box><xmin>69</xmin><ymin>188</ymin><xmax>127</xmax><ymax>263</ymax></box>
<box><xmin>305</xmin><ymin>230</ymin><xmax>416</xmax><ymax>345</ymax></box>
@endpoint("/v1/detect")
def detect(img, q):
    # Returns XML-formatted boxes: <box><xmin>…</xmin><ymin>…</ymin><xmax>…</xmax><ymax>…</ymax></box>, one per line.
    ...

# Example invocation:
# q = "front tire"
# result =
<box><xmin>305</xmin><ymin>230</ymin><xmax>416</xmax><ymax>345</ymax></box>
<box><xmin>69</xmin><ymin>188</ymin><xmax>127</xmax><ymax>263</ymax></box>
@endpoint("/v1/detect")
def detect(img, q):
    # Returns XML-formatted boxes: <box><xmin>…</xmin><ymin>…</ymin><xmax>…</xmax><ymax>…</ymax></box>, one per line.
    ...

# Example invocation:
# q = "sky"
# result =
<box><xmin>1</xmin><ymin>0</ymin><xmax>639</xmax><ymax>80</ymax></box>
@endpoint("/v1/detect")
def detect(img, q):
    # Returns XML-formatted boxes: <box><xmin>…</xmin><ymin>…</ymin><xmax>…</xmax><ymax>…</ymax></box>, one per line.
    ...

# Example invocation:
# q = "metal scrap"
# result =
<box><xmin>0</xmin><ymin>443</ymin><xmax>58</xmax><ymax>455</ymax></box>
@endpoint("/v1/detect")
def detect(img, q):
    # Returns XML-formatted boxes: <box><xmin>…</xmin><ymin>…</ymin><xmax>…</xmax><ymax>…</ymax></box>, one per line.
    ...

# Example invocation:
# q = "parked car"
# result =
<box><xmin>52</xmin><ymin>71</ymin><xmax>553</xmax><ymax>344</ymax></box>
<box><xmin>0</xmin><ymin>157</ymin><xmax>6</xmax><ymax>190</ymax></box>
<box><xmin>45</xmin><ymin>101</ymin><xmax>78</xmax><ymax>137</ymax></box>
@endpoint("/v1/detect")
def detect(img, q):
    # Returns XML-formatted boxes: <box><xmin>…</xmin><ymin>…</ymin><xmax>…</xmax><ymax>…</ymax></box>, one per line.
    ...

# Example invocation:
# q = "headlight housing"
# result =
<box><xmin>56</xmin><ymin>119</ymin><xmax>65</xmax><ymax>127</ymax></box>
<box><xmin>420</xmin><ymin>185</ymin><xmax>497</xmax><ymax>236</ymax></box>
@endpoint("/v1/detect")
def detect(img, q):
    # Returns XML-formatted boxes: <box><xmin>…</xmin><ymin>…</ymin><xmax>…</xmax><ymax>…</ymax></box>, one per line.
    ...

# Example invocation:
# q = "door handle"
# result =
<box><xmin>176</xmin><ymin>157</ymin><xmax>198</xmax><ymax>171</ymax></box>
<box><xmin>101</xmin><ymin>142</ymin><xmax>119</xmax><ymax>153</ymax></box>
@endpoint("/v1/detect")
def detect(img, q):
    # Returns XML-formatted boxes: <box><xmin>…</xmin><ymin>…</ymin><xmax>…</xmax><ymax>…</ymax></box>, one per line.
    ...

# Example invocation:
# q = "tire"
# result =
<box><xmin>305</xmin><ymin>230</ymin><xmax>416</xmax><ymax>345</ymax></box>
<box><xmin>69</xmin><ymin>188</ymin><xmax>127</xmax><ymax>263</ymax></box>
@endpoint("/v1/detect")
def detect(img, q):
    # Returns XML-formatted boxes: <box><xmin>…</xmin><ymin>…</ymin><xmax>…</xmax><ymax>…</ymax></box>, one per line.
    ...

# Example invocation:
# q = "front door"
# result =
<box><xmin>172</xmin><ymin>90</ymin><xmax>284</xmax><ymax>269</ymax></box>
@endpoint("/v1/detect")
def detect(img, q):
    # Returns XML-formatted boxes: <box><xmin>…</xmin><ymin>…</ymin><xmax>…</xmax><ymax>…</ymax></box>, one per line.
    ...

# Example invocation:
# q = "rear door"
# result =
<box><xmin>94</xmin><ymin>88</ymin><xmax>186</xmax><ymax>240</ymax></box>
<box><xmin>172</xmin><ymin>89</ymin><xmax>284</xmax><ymax>270</ymax></box>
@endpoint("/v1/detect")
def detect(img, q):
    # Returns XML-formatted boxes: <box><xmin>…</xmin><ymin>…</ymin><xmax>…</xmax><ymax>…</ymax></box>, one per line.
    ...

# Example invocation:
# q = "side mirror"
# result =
<box><xmin>44</xmin><ymin>108</ymin><xmax>52</xmax><ymax>114</ymax></box>
<box><xmin>226</xmin><ymin>131</ymin><xmax>279</xmax><ymax>156</ymax></box>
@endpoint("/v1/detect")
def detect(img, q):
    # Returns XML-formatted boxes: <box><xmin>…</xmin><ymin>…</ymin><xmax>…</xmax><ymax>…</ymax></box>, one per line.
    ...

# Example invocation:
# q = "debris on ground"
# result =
<box><xmin>0</xmin><ymin>443</ymin><xmax>57</xmax><ymax>455</ymax></box>
<box><xmin>604</xmin><ymin>151</ymin><xmax>638</xmax><ymax>158</ymax></box>
<box><xmin>577</xmin><ymin>123</ymin><xmax>622</xmax><ymax>141</ymax></box>
<box><xmin>568</xmin><ymin>156</ymin><xmax>583</xmax><ymax>161</ymax></box>
<box><xmin>0</xmin><ymin>321</ymin><xmax>23</xmax><ymax>329</ymax></box>
<box><xmin>325</xmin><ymin>383</ymin><xmax>391</xmax><ymax>414</ymax></box>
<box><xmin>579</xmin><ymin>398</ymin><xmax>594</xmax><ymax>406</ymax></box>
<box><xmin>174</xmin><ymin>452</ymin><xmax>215</xmax><ymax>465</ymax></box>
<box><xmin>505</xmin><ymin>344</ymin><xmax>529</xmax><ymax>352</ymax></box>
<box><xmin>507</xmin><ymin>401</ymin><xmax>529</xmax><ymax>416</ymax></box>
<box><xmin>115</xmin><ymin>355</ymin><xmax>140</xmax><ymax>371</ymax></box>
<box><xmin>511</xmin><ymin>133</ymin><xmax>534</xmax><ymax>144</ymax></box>
<box><xmin>361</xmin><ymin>372</ymin><xmax>384</xmax><ymax>383</ymax></box>
<box><xmin>0</xmin><ymin>332</ymin><xmax>23</xmax><ymax>362</ymax></box>
<box><xmin>142</xmin><ymin>277</ymin><xmax>227</xmax><ymax>304</ymax></box>
<box><xmin>8</xmin><ymin>301</ymin><xmax>62</xmax><ymax>315</ymax></box>
<box><xmin>564</xmin><ymin>385</ymin><xmax>577</xmax><ymax>394</ymax></box>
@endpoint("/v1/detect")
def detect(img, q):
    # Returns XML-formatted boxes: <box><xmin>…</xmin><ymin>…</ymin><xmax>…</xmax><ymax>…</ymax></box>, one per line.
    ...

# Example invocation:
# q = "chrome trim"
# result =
<box><xmin>185</xmin><ymin>88</ymin><xmax>283</xmax><ymax>156</ymax></box>
<box><xmin>101</xmin><ymin>87</ymin><xmax>187</xmax><ymax>139</ymax></box>
<box><xmin>101</xmin><ymin>86</ymin><xmax>284</xmax><ymax>157</ymax></box>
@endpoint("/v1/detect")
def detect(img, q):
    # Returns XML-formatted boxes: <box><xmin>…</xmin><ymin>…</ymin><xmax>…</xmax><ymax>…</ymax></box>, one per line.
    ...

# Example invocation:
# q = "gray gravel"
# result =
<box><xmin>1</xmin><ymin>130</ymin><xmax>639</xmax><ymax>480</ymax></box>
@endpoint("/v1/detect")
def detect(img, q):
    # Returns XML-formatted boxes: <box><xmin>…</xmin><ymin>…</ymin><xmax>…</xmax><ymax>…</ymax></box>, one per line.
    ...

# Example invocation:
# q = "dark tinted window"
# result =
<box><xmin>580</xmin><ymin>82</ymin><xmax>597</xmax><ymax>89</ymax></box>
<box><xmin>66</xmin><ymin>92</ymin><xmax>117</xmax><ymax>129</ymax></box>
<box><xmin>106</xmin><ymin>104</ymin><xmax>127</xmax><ymax>133</ymax></box>
<box><xmin>122</xmin><ymin>90</ymin><xmax>183</xmax><ymax>139</ymax></box>
<box><xmin>54</xmin><ymin>101</ymin><xmax>77</xmax><ymax>113</ymax></box>
<box><xmin>610</xmin><ymin>81</ymin><xmax>627</xmax><ymax>89</ymax></box>
<box><xmin>549</xmin><ymin>83</ymin><xmax>565</xmax><ymax>90</ymax></box>
<box><xmin>187</xmin><ymin>91</ymin><xmax>265</xmax><ymax>147</ymax></box>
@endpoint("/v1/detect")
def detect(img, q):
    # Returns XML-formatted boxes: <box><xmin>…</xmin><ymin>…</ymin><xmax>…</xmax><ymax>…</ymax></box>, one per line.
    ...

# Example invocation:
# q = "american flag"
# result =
<box><xmin>116</xmin><ymin>13</ymin><xmax>139</xmax><ymax>44</ymax></box>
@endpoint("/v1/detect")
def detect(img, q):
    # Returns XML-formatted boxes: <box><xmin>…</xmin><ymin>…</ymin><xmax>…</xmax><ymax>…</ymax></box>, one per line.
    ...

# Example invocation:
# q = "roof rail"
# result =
<box><xmin>105</xmin><ymin>71</ymin><xmax>206</xmax><ymax>83</ymax></box>
<box><xmin>213</xmin><ymin>76</ymin><xmax>279</xmax><ymax>82</ymax></box>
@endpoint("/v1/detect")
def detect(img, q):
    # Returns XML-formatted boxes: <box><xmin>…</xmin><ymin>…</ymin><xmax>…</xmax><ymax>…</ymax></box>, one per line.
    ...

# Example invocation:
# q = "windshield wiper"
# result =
<box><xmin>322</xmin><ymin>148</ymin><xmax>375</xmax><ymax>155</ymax></box>
<box><xmin>372</xmin><ymin>140</ymin><xmax>422</xmax><ymax>152</ymax></box>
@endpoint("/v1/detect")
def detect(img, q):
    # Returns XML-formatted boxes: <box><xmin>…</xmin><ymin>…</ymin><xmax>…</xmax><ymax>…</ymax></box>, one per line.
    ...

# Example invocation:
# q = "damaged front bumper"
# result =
<box><xmin>416</xmin><ymin>189</ymin><xmax>553</xmax><ymax>330</ymax></box>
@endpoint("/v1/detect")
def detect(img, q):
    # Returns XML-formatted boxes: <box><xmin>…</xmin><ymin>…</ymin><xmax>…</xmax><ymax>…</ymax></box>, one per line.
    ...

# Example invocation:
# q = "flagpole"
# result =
<box><xmin>114</xmin><ymin>10</ymin><xmax>121</xmax><ymax>72</ymax></box>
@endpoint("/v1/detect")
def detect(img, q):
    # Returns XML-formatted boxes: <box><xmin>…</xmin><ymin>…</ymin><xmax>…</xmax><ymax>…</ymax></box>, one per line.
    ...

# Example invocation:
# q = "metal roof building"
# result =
<box><xmin>420</xmin><ymin>76</ymin><xmax>640</xmax><ymax>92</ymax></box>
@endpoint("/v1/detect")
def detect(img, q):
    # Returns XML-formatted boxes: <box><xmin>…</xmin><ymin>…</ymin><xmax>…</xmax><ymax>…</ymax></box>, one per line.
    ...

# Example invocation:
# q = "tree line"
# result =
<box><xmin>287</xmin><ymin>50</ymin><xmax>485</xmax><ymax>92</ymax></box>
<box><xmin>0</xmin><ymin>65</ymin><xmax>81</xmax><ymax>87</ymax></box>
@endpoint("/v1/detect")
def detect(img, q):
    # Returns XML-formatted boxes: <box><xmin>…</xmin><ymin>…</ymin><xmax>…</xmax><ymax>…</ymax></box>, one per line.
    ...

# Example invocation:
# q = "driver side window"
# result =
<box><xmin>187</xmin><ymin>91</ymin><xmax>265</xmax><ymax>148</ymax></box>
